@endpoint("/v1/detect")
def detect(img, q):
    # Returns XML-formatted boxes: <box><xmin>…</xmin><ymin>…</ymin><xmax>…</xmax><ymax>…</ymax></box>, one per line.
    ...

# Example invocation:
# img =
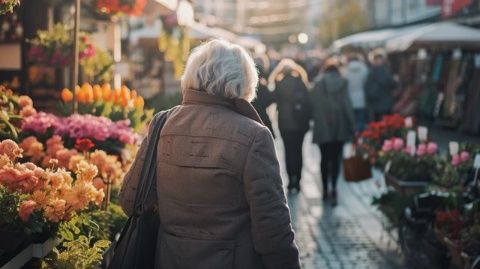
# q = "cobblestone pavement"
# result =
<box><xmin>275</xmin><ymin>132</ymin><xmax>409</xmax><ymax>269</ymax></box>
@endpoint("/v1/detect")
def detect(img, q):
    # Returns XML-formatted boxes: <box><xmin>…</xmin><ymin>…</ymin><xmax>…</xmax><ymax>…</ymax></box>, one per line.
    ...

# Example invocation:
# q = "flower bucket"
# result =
<box><xmin>385</xmin><ymin>173</ymin><xmax>428</xmax><ymax>197</ymax></box>
<box><xmin>0</xmin><ymin>230</ymin><xmax>30</xmax><ymax>267</ymax></box>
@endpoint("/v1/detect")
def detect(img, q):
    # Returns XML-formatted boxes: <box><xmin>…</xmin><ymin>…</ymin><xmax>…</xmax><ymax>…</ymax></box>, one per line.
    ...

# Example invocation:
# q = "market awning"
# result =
<box><xmin>330</xmin><ymin>24</ymin><xmax>429</xmax><ymax>52</ymax></box>
<box><xmin>331</xmin><ymin>28</ymin><xmax>398</xmax><ymax>51</ymax></box>
<box><xmin>385</xmin><ymin>22</ymin><xmax>480</xmax><ymax>52</ymax></box>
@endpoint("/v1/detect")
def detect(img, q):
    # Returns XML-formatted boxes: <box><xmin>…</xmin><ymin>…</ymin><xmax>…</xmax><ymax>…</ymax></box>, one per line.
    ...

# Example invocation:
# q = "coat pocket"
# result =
<box><xmin>159</xmin><ymin>232</ymin><xmax>235</xmax><ymax>269</ymax></box>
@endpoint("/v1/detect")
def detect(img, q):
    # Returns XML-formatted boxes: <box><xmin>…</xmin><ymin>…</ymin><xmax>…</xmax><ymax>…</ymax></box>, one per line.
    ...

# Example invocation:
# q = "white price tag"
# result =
<box><xmin>405</xmin><ymin>117</ymin><xmax>413</xmax><ymax>128</ymax></box>
<box><xmin>385</xmin><ymin>160</ymin><xmax>392</xmax><ymax>173</ymax></box>
<box><xmin>418</xmin><ymin>126</ymin><xmax>428</xmax><ymax>142</ymax></box>
<box><xmin>449</xmin><ymin>142</ymin><xmax>459</xmax><ymax>156</ymax></box>
<box><xmin>344</xmin><ymin>144</ymin><xmax>354</xmax><ymax>159</ymax></box>
<box><xmin>474</xmin><ymin>154</ymin><xmax>480</xmax><ymax>169</ymax></box>
<box><xmin>406</xmin><ymin>131</ymin><xmax>416</xmax><ymax>156</ymax></box>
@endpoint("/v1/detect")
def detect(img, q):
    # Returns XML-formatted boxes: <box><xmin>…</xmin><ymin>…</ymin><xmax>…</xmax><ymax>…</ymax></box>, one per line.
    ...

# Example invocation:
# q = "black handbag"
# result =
<box><xmin>108</xmin><ymin>111</ymin><xmax>169</xmax><ymax>269</ymax></box>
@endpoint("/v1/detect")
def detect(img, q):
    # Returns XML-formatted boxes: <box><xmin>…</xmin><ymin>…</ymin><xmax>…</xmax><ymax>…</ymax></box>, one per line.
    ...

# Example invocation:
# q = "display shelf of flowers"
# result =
<box><xmin>0</xmin><ymin>86</ymin><xmax>153</xmax><ymax>268</ymax></box>
<box><xmin>27</xmin><ymin>24</ymin><xmax>114</xmax><ymax>111</ymax></box>
<box><xmin>363</xmin><ymin>115</ymin><xmax>480</xmax><ymax>267</ymax></box>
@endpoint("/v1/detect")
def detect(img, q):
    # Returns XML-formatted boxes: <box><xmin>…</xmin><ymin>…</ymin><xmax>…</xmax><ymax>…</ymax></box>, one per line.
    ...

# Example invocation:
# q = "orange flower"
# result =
<box><xmin>0</xmin><ymin>139</ymin><xmax>23</xmax><ymax>160</ymax></box>
<box><xmin>20</xmin><ymin>106</ymin><xmax>37</xmax><ymax>118</ymax></box>
<box><xmin>130</xmin><ymin>90</ymin><xmax>138</xmax><ymax>99</ymax></box>
<box><xmin>134</xmin><ymin>96</ymin><xmax>144</xmax><ymax>109</ymax></box>
<box><xmin>19</xmin><ymin>136</ymin><xmax>44</xmax><ymax>163</ymax></box>
<box><xmin>76</xmin><ymin>85</ymin><xmax>86</xmax><ymax>103</ymax></box>
<box><xmin>43</xmin><ymin>198</ymin><xmax>67</xmax><ymax>222</ymax></box>
<box><xmin>121</xmin><ymin>85</ymin><xmax>131</xmax><ymax>101</ymax></box>
<box><xmin>102</xmin><ymin>83</ymin><xmax>112</xmax><ymax>101</ymax></box>
<box><xmin>82</xmin><ymin>83</ymin><xmax>94</xmax><ymax>103</ymax></box>
<box><xmin>18</xmin><ymin>96</ymin><xmax>33</xmax><ymax>108</ymax></box>
<box><xmin>19</xmin><ymin>200</ymin><xmax>38</xmax><ymax>221</ymax></box>
<box><xmin>93</xmin><ymin>84</ymin><xmax>103</xmax><ymax>101</ymax></box>
<box><xmin>120</xmin><ymin>97</ymin><xmax>129</xmax><ymax>108</ymax></box>
<box><xmin>31</xmin><ymin>190</ymin><xmax>48</xmax><ymax>207</ymax></box>
<box><xmin>113</xmin><ymin>89</ymin><xmax>123</xmax><ymax>105</ymax></box>
<box><xmin>61</xmin><ymin>88</ymin><xmax>73</xmax><ymax>102</ymax></box>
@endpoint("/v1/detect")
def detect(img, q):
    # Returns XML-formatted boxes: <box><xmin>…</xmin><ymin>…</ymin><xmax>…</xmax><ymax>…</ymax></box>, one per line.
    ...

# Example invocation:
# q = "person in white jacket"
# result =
<box><xmin>344</xmin><ymin>55</ymin><xmax>369</xmax><ymax>132</ymax></box>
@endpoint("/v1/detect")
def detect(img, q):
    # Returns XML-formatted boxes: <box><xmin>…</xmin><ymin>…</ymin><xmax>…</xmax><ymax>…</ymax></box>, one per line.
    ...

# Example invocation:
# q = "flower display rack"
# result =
<box><xmin>385</xmin><ymin>173</ymin><xmax>428</xmax><ymax>197</ymax></box>
<box><xmin>0</xmin><ymin>238</ymin><xmax>61</xmax><ymax>269</ymax></box>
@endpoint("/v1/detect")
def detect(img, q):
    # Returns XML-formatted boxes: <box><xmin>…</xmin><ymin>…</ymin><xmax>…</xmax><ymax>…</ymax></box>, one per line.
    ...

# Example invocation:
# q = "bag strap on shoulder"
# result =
<box><xmin>133</xmin><ymin>107</ymin><xmax>177</xmax><ymax>213</ymax></box>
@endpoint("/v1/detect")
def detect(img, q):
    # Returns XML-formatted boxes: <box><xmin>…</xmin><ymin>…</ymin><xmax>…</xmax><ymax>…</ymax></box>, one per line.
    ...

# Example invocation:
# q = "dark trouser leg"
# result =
<box><xmin>292</xmin><ymin>131</ymin><xmax>305</xmax><ymax>180</ymax></box>
<box><xmin>280</xmin><ymin>130</ymin><xmax>296</xmax><ymax>181</ymax></box>
<box><xmin>319</xmin><ymin>143</ymin><xmax>332</xmax><ymax>194</ymax></box>
<box><xmin>354</xmin><ymin>109</ymin><xmax>367</xmax><ymax>132</ymax></box>
<box><xmin>330</xmin><ymin>141</ymin><xmax>345</xmax><ymax>191</ymax></box>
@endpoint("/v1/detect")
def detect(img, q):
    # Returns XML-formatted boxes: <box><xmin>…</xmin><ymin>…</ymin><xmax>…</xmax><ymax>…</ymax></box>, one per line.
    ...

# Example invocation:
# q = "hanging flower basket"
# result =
<box><xmin>0</xmin><ymin>0</ymin><xmax>20</xmax><ymax>15</ymax></box>
<box><xmin>96</xmin><ymin>0</ymin><xmax>147</xmax><ymax>16</ymax></box>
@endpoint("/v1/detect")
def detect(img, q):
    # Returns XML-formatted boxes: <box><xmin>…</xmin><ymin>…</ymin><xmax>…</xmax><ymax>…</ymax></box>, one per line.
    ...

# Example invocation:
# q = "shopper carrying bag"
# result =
<box><xmin>117</xmin><ymin>39</ymin><xmax>300</xmax><ymax>269</ymax></box>
<box><xmin>109</xmin><ymin>110</ymin><xmax>172</xmax><ymax>269</ymax></box>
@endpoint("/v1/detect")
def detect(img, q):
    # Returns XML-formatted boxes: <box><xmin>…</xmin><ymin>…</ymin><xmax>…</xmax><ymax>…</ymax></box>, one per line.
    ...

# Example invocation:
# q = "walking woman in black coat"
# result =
<box><xmin>252</xmin><ymin>55</ymin><xmax>275</xmax><ymax>137</ymax></box>
<box><xmin>269</xmin><ymin>59</ymin><xmax>311</xmax><ymax>191</ymax></box>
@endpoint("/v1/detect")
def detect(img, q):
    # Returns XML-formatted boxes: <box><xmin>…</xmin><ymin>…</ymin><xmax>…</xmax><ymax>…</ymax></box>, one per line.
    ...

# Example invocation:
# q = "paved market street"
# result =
<box><xmin>276</xmin><ymin>132</ymin><xmax>409</xmax><ymax>269</ymax></box>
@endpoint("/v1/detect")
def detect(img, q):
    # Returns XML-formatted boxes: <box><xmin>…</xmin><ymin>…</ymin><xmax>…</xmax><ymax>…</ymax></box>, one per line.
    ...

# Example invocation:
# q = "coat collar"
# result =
<box><xmin>182</xmin><ymin>89</ymin><xmax>264</xmax><ymax>126</ymax></box>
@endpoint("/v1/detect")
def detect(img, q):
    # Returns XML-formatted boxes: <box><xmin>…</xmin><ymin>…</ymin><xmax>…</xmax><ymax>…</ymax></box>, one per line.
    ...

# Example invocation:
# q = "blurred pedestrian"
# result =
<box><xmin>344</xmin><ymin>55</ymin><xmax>369</xmax><ymax>132</ymax></box>
<box><xmin>310</xmin><ymin>63</ymin><xmax>355</xmax><ymax>205</ymax></box>
<box><xmin>270</xmin><ymin>59</ymin><xmax>311</xmax><ymax>191</ymax></box>
<box><xmin>252</xmin><ymin>55</ymin><xmax>275</xmax><ymax>137</ymax></box>
<box><xmin>365</xmin><ymin>54</ymin><xmax>398</xmax><ymax>121</ymax></box>
<box><xmin>120</xmin><ymin>40</ymin><xmax>300</xmax><ymax>269</ymax></box>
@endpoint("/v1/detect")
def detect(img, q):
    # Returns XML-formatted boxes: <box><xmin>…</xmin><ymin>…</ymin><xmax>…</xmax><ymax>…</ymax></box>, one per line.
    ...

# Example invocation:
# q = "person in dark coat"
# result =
<box><xmin>365</xmin><ymin>54</ymin><xmax>398</xmax><ymax>121</ymax></box>
<box><xmin>310</xmin><ymin>63</ymin><xmax>355</xmax><ymax>205</ymax></box>
<box><xmin>252</xmin><ymin>55</ymin><xmax>275</xmax><ymax>137</ymax></box>
<box><xmin>270</xmin><ymin>58</ymin><xmax>311</xmax><ymax>191</ymax></box>
<box><xmin>120</xmin><ymin>40</ymin><xmax>300</xmax><ymax>269</ymax></box>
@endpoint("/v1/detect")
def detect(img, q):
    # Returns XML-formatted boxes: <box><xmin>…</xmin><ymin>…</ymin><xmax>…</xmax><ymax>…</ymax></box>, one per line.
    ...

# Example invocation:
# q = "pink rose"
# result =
<box><xmin>426</xmin><ymin>142</ymin><xmax>438</xmax><ymax>155</ymax></box>
<box><xmin>392</xmin><ymin>138</ymin><xmax>404</xmax><ymax>151</ymax></box>
<box><xmin>417</xmin><ymin>144</ymin><xmax>427</xmax><ymax>156</ymax></box>
<box><xmin>404</xmin><ymin>145</ymin><xmax>413</xmax><ymax>155</ymax></box>
<box><xmin>460</xmin><ymin>151</ymin><xmax>470</xmax><ymax>162</ymax></box>
<box><xmin>451</xmin><ymin>154</ymin><xmax>461</xmax><ymax>166</ymax></box>
<box><xmin>92</xmin><ymin>177</ymin><xmax>105</xmax><ymax>190</ymax></box>
<box><xmin>19</xmin><ymin>200</ymin><xmax>37</xmax><ymax>221</ymax></box>
<box><xmin>382</xmin><ymin>140</ymin><xmax>393</xmax><ymax>152</ymax></box>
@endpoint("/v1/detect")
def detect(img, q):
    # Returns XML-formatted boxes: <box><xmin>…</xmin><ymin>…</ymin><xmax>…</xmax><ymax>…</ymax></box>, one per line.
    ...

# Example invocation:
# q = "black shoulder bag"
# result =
<box><xmin>108</xmin><ymin>111</ymin><xmax>169</xmax><ymax>269</ymax></box>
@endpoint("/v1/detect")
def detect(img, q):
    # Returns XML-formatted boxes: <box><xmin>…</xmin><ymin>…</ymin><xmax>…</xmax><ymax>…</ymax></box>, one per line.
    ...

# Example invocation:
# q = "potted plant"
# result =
<box><xmin>380</xmin><ymin>138</ymin><xmax>440</xmax><ymax>196</ymax></box>
<box><xmin>0</xmin><ymin>139</ymin><xmax>105</xmax><ymax>266</ymax></box>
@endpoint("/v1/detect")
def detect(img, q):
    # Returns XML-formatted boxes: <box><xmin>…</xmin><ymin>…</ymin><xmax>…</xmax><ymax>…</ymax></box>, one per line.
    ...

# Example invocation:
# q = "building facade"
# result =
<box><xmin>193</xmin><ymin>0</ymin><xmax>322</xmax><ymax>45</ymax></box>
<box><xmin>367</xmin><ymin>0</ymin><xmax>442</xmax><ymax>28</ymax></box>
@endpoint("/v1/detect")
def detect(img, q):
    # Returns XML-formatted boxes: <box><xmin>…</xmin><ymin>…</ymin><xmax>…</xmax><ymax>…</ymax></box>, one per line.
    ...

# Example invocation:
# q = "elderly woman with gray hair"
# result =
<box><xmin>119</xmin><ymin>39</ymin><xmax>300</xmax><ymax>269</ymax></box>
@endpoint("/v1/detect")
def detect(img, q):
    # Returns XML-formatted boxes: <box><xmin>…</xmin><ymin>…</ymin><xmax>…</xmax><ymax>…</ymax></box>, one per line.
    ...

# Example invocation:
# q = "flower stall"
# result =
<box><xmin>0</xmin><ymin>86</ymin><xmax>155</xmax><ymax>268</ymax></box>
<box><xmin>362</xmin><ymin>114</ymin><xmax>480</xmax><ymax>269</ymax></box>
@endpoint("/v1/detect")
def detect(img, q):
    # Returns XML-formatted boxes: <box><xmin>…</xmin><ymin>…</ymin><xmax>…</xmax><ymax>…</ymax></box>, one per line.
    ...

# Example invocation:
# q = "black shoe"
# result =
<box><xmin>293</xmin><ymin>177</ymin><xmax>301</xmax><ymax>191</ymax></box>
<box><xmin>331</xmin><ymin>190</ymin><xmax>337</xmax><ymax>206</ymax></box>
<box><xmin>288</xmin><ymin>176</ymin><xmax>299</xmax><ymax>191</ymax></box>
<box><xmin>322</xmin><ymin>191</ymin><xmax>329</xmax><ymax>202</ymax></box>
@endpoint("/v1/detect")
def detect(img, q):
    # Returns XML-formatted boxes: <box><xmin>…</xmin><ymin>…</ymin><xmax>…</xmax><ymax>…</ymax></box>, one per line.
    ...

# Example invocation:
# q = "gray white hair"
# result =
<box><xmin>181</xmin><ymin>39</ymin><xmax>258</xmax><ymax>102</ymax></box>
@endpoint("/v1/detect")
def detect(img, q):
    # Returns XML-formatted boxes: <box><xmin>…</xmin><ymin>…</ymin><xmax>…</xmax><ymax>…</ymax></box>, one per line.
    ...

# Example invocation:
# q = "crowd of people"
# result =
<box><xmin>253</xmin><ymin>51</ymin><xmax>398</xmax><ymax>206</ymax></box>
